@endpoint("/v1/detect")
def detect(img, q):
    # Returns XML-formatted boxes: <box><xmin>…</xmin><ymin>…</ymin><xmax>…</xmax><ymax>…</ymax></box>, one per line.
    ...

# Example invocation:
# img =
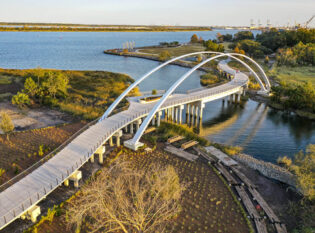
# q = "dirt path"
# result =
<box><xmin>0</xmin><ymin>101</ymin><xmax>73</xmax><ymax>133</ymax></box>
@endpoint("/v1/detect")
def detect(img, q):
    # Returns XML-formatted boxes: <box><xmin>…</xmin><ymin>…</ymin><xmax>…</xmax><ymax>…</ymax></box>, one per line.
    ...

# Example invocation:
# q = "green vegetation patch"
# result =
<box><xmin>157</xmin><ymin>121</ymin><xmax>210</xmax><ymax>146</ymax></box>
<box><xmin>269</xmin><ymin>65</ymin><xmax>315</xmax><ymax>86</ymax></box>
<box><xmin>0</xmin><ymin>76</ymin><xmax>13</xmax><ymax>85</ymax></box>
<box><xmin>0</xmin><ymin>68</ymin><xmax>139</xmax><ymax>120</ymax></box>
<box><xmin>139</xmin><ymin>44</ymin><xmax>205</xmax><ymax>57</ymax></box>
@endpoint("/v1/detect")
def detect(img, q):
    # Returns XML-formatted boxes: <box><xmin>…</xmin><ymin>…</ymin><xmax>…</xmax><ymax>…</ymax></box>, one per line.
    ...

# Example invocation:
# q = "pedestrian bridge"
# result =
<box><xmin>0</xmin><ymin>52</ymin><xmax>270</xmax><ymax>230</ymax></box>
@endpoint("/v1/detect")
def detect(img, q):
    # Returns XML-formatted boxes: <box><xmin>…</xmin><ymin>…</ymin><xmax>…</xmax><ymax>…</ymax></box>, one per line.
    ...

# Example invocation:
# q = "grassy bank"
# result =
<box><xmin>269</xmin><ymin>65</ymin><xmax>315</xmax><ymax>86</ymax></box>
<box><xmin>0</xmin><ymin>68</ymin><xmax>139</xmax><ymax>120</ymax></box>
<box><xmin>138</xmin><ymin>44</ymin><xmax>205</xmax><ymax>57</ymax></box>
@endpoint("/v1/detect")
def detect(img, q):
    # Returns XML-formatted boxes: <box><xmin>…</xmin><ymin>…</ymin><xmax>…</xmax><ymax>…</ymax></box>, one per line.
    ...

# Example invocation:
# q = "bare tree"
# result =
<box><xmin>66</xmin><ymin>159</ymin><xmax>186</xmax><ymax>233</ymax></box>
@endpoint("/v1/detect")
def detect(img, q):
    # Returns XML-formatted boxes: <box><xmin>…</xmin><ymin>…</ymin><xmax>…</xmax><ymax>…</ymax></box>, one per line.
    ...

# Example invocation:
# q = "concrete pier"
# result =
<box><xmin>21</xmin><ymin>205</ymin><xmax>41</xmax><ymax>223</ymax></box>
<box><xmin>69</xmin><ymin>170</ymin><xmax>82</xmax><ymax>188</ymax></box>
<box><xmin>94</xmin><ymin>145</ymin><xmax>106</xmax><ymax>164</ymax></box>
<box><xmin>113</xmin><ymin>130</ymin><xmax>123</xmax><ymax>147</ymax></box>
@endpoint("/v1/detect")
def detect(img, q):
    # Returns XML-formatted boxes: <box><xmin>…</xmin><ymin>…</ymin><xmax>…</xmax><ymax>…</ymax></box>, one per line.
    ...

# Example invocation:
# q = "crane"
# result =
<box><xmin>304</xmin><ymin>15</ymin><xmax>315</xmax><ymax>28</ymax></box>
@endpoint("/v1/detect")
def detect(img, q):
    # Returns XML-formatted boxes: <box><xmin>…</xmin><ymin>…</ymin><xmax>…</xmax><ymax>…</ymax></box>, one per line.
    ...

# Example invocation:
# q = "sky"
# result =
<box><xmin>0</xmin><ymin>0</ymin><xmax>314</xmax><ymax>27</ymax></box>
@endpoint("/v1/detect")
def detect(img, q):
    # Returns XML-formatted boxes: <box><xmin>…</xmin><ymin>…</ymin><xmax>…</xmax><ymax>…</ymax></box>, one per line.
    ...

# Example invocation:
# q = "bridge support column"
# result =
<box><xmin>175</xmin><ymin>107</ymin><xmax>178</xmax><ymax>123</ymax></box>
<box><xmin>114</xmin><ymin>130</ymin><xmax>123</xmax><ymax>147</ymax></box>
<box><xmin>64</xmin><ymin>179</ymin><xmax>69</xmax><ymax>186</ymax></box>
<box><xmin>190</xmin><ymin>105</ymin><xmax>195</xmax><ymax>126</ymax></box>
<box><xmin>130</xmin><ymin>122</ymin><xmax>134</xmax><ymax>134</ymax></box>
<box><xmin>186</xmin><ymin>104</ymin><xmax>190</xmax><ymax>124</ymax></box>
<box><xmin>124</xmin><ymin>125</ymin><xmax>128</xmax><ymax>133</ymax></box>
<box><xmin>194</xmin><ymin>105</ymin><xmax>199</xmax><ymax>127</ymax></box>
<box><xmin>157</xmin><ymin>111</ymin><xmax>162</xmax><ymax>126</ymax></box>
<box><xmin>69</xmin><ymin>170</ymin><xmax>82</xmax><ymax>188</ymax></box>
<box><xmin>229</xmin><ymin>94</ymin><xmax>234</xmax><ymax>103</ymax></box>
<box><xmin>242</xmin><ymin>88</ymin><xmax>246</xmax><ymax>96</ymax></box>
<box><xmin>21</xmin><ymin>205</ymin><xmax>41</xmax><ymax>223</ymax></box>
<box><xmin>94</xmin><ymin>145</ymin><xmax>106</xmax><ymax>164</ymax></box>
<box><xmin>179</xmin><ymin>105</ymin><xmax>184</xmax><ymax>124</ymax></box>
<box><xmin>151</xmin><ymin>115</ymin><xmax>155</xmax><ymax>126</ymax></box>
<box><xmin>90</xmin><ymin>154</ymin><xmax>95</xmax><ymax>163</ymax></box>
<box><xmin>198</xmin><ymin>102</ymin><xmax>205</xmax><ymax>125</ymax></box>
<box><xmin>109</xmin><ymin>137</ymin><xmax>114</xmax><ymax>147</ymax></box>
<box><xmin>135</xmin><ymin>119</ymin><xmax>142</xmax><ymax>131</ymax></box>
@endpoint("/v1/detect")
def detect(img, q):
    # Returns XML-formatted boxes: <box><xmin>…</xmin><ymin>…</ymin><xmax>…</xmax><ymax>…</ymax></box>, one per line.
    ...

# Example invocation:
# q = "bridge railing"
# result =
<box><xmin>0</xmin><ymin>118</ymin><xmax>99</xmax><ymax>193</ymax></box>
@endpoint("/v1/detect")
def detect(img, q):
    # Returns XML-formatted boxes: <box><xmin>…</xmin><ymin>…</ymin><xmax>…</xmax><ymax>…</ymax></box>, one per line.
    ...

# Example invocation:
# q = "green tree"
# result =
<box><xmin>24</xmin><ymin>77</ymin><xmax>38</xmax><ymax>97</ymax></box>
<box><xmin>11</xmin><ymin>92</ymin><xmax>30</xmax><ymax>108</ymax></box>
<box><xmin>290</xmin><ymin>145</ymin><xmax>315</xmax><ymax>201</ymax></box>
<box><xmin>0</xmin><ymin>112</ymin><xmax>14</xmax><ymax>140</ymax></box>
<box><xmin>159</xmin><ymin>50</ymin><xmax>171</xmax><ymax>61</ymax></box>
<box><xmin>233</xmin><ymin>31</ymin><xmax>254</xmax><ymax>41</ymax></box>
<box><xmin>190</xmin><ymin>34</ymin><xmax>199</xmax><ymax>43</ymax></box>
<box><xmin>216</xmin><ymin>33</ymin><xmax>224</xmax><ymax>43</ymax></box>
<box><xmin>222</xmin><ymin>34</ymin><xmax>233</xmax><ymax>42</ymax></box>
<box><xmin>151</xmin><ymin>89</ymin><xmax>157</xmax><ymax>95</ymax></box>
<box><xmin>204</xmin><ymin>40</ymin><xmax>224</xmax><ymax>52</ymax></box>
<box><xmin>264</xmin><ymin>56</ymin><xmax>270</xmax><ymax>64</ymax></box>
<box><xmin>42</xmin><ymin>72</ymin><xmax>69</xmax><ymax>98</ymax></box>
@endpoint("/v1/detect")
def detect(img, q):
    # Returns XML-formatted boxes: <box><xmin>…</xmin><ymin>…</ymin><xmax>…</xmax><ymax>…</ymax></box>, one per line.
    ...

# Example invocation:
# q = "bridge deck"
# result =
<box><xmin>0</xmin><ymin>61</ymin><xmax>248</xmax><ymax>229</ymax></box>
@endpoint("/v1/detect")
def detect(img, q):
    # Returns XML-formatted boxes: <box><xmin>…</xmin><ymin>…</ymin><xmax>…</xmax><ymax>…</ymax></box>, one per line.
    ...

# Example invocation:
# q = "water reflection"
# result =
<box><xmin>267</xmin><ymin>109</ymin><xmax>315</xmax><ymax>143</ymax></box>
<box><xmin>200</xmin><ymin>99</ymin><xmax>315</xmax><ymax>162</ymax></box>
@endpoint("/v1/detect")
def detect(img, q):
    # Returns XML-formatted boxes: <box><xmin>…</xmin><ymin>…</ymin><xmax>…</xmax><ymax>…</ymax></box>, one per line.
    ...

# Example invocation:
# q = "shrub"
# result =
<box><xmin>159</xmin><ymin>50</ymin><xmax>171</xmax><ymax>61</ymax></box>
<box><xmin>11</xmin><ymin>92</ymin><xmax>30</xmax><ymax>108</ymax></box>
<box><xmin>0</xmin><ymin>112</ymin><xmax>14</xmax><ymax>140</ymax></box>
<box><xmin>277</xmin><ymin>156</ymin><xmax>292</xmax><ymax>168</ymax></box>
<box><xmin>200</xmin><ymin>73</ymin><xmax>219</xmax><ymax>86</ymax></box>
<box><xmin>0</xmin><ymin>168</ymin><xmax>5</xmax><ymax>177</ymax></box>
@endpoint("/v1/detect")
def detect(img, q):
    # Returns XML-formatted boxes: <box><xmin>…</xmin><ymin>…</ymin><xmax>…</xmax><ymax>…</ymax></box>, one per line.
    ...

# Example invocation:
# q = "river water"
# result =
<box><xmin>0</xmin><ymin>30</ymin><xmax>314</xmax><ymax>163</ymax></box>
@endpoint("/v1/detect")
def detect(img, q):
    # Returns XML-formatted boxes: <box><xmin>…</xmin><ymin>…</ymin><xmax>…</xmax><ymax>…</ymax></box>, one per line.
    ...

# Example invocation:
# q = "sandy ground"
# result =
<box><xmin>0</xmin><ymin>101</ymin><xmax>73</xmax><ymax>133</ymax></box>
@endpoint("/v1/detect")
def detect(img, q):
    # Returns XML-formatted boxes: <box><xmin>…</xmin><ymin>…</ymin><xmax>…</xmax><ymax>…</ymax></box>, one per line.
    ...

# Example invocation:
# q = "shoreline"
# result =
<box><xmin>104</xmin><ymin>49</ymin><xmax>212</xmax><ymax>72</ymax></box>
<box><xmin>248</xmin><ymin>91</ymin><xmax>315</xmax><ymax>120</ymax></box>
<box><xmin>0</xmin><ymin>28</ymin><xmax>212</xmax><ymax>32</ymax></box>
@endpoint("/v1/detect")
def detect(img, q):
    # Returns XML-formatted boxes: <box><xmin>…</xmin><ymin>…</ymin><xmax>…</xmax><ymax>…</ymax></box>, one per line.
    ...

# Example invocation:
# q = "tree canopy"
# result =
<box><xmin>66</xmin><ymin>160</ymin><xmax>186</xmax><ymax>233</ymax></box>
<box><xmin>203</xmin><ymin>40</ymin><xmax>224</xmax><ymax>52</ymax></box>
<box><xmin>233</xmin><ymin>31</ymin><xmax>254</xmax><ymax>41</ymax></box>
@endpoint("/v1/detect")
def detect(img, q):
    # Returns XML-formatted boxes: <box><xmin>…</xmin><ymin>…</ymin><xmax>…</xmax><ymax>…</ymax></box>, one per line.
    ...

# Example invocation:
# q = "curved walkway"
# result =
<box><xmin>0</xmin><ymin>60</ymin><xmax>248</xmax><ymax>230</ymax></box>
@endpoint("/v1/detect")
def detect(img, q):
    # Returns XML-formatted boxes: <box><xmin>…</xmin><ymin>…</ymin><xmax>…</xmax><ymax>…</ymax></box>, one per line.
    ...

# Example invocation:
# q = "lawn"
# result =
<box><xmin>139</xmin><ymin>44</ymin><xmax>205</xmax><ymax>57</ymax></box>
<box><xmin>227</xmin><ymin>60</ymin><xmax>269</xmax><ymax>73</ymax></box>
<box><xmin>268</xmin><ymin>65</ymin><xmax>315</xmax><ymax>85</ymax></box>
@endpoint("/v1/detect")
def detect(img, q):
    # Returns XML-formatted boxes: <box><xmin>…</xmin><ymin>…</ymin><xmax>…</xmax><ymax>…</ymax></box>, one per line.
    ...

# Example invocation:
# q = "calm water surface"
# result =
<box><xmin>0</xmin><ymin>30</ymin><xmax>314</xmax><ymax>163</ymax></box>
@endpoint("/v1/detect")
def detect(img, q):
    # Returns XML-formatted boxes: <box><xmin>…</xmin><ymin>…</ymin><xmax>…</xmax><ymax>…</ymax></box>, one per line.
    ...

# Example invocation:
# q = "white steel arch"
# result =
<box><xmin>124</xmin><ymin>53</ymin><xmax>254</xmax><ymax>150</ymax></box>
<box><xmin>99</xmin><ymin>51</ymin><xmax>269</xmax><ymax>121</ymax></box>
<box><xmin>228</xmin><ymin>53</ymin><xmax>271</xmax><ymax>90</ymax></box>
